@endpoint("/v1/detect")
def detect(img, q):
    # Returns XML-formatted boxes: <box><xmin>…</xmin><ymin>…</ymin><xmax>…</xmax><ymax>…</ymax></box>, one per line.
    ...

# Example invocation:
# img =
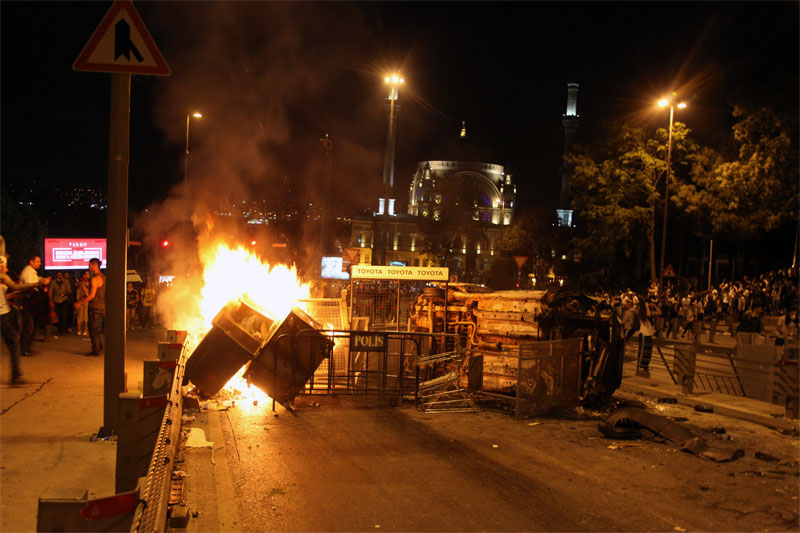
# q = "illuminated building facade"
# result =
<box><xmin>408</xmin><ymin>160</ymin><xmax>514</xmax><ymax>226</ymax></box>
<box><xmin>350</xmin><ymin>157</ymin><xmax>516</xmax><ymax>281</ymax></box>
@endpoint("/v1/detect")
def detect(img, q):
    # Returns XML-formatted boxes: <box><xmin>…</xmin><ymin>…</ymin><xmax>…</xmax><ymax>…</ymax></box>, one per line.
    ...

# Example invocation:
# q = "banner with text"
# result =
<box><xmin>44</xmin><ymin>238</ymin><xmax>107</xmax><ymax>270</ymax></box>
<box><xmin>350</xmin><ymin>265</ymin><xmax>449</xmax><ymax>281</ymax></box>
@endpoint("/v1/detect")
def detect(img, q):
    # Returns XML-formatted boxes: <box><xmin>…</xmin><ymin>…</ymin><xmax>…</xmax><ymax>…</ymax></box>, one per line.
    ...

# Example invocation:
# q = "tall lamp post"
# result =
<box><xmin>380</xmin><ymin>73</ymin><xmax>403</xmax><ymax>265</ymax></box>
<box><xmin>184</xmin><ymin>112</ymin><xmax>202</xmax><ymax>183</ymax></box>
<box><xmin>657</xmin><ymin>98</ymin><xmax>686</xmax><ymax>292</ymax></box>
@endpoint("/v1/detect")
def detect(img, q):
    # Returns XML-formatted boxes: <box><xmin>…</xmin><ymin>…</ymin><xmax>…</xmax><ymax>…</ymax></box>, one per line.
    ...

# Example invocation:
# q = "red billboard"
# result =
<box><xmin>44</xmin><ymin>238</ymin><xmax>107</xmax><ymax>270</ymax></box>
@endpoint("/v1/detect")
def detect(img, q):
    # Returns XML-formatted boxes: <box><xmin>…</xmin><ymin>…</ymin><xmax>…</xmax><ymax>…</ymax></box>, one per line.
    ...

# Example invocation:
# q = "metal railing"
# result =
<box><xmin>300</xmin><ymin>330</ymin><xmax>464</xmax><ymax>397</ymax></box>
<box><xmin>130</xmin><ymin>340</ymin><xmax>190</xmax><ymax>533</ymax></box>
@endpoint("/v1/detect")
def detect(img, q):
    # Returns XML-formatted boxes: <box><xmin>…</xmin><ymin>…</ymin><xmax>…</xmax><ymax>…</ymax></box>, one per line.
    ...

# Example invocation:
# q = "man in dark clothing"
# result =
<box><xmin>737</xmin><ymin>304</ymin><xmax>763</xmax><ymax>334</ymax></box>
<box><xmin>74</xmin><ymin>258</ymin><xmax>105</xmax><ymax>356</ymax></box>
<box><xmin>48</xmin><ymin>272</ymin><xmax>72</xmax><ymax>335</ymax></box>
<box><xmin>1</xmin><ymin>256</ymin><xmax>45</xmax><ymax>385</ymax></box>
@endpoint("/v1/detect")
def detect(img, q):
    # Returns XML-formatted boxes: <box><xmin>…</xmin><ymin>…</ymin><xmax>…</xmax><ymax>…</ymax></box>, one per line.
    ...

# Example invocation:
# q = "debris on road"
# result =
<box><xmin>607</xmin><ymin>442</ymin><xmax>643</xmax><ymax>450</ymax></box>
<box><xmin>755</xmin><ymin>451</ymin><xmax>781</xmax><ymax>462</ymax></box>
<box><xmin>185</xmin><ymin>428</ymin><xmax>214</xmax><ymax>449</ymax></box>
<box><xmin>598</xmin><ymin>407</ymin><xmax>744</xmax><ymax>462</ymax></box>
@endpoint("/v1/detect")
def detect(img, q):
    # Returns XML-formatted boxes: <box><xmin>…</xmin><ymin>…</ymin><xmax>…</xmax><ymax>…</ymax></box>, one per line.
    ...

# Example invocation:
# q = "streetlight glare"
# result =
<box><xmin>192</xmin><ymin>112</ymin><xmax>202</xmax><ymax>118</ymax></box>
<box><xmin>385</xmin><ymin>74</ymin><xmax>404</xmax><ymax>85</ymax></box>
<box><xmin>658</xmin><ymin>98</ymin><xmax>669</xmax><ymax>107</ymax></box>
<box><xmin>677</xmin><ymin>102</ymin><xmax>687</xmax><ymax>109</ymax></box>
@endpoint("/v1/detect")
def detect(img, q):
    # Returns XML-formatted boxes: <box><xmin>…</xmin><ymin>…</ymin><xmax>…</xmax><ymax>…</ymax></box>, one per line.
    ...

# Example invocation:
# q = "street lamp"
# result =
<box><xmin>657</xmin><ymin>98</ymin><xmax>686</xmax><ymax>292</ymax></box>
<box><xmin>380</xmin><ymin>73</ymin><xmax>403</xmax><ymax>264</ymax></box>
<box><xmin>184</xmin><ymin>112</ymin><xmax>202</xmax><ymax>183</ymax></box>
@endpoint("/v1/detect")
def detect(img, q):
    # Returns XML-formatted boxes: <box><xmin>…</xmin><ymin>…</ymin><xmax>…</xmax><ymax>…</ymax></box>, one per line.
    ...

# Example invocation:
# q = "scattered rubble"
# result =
<box><xmin>598</xmin><ymin>407</ymin><xmax>744</xmax><ymax>462</ymax></box>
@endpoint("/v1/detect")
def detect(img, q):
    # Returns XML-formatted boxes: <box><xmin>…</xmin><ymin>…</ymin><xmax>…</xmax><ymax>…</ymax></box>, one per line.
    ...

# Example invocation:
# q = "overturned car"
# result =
<box><xmin>408</xmin><ymin>284</ymin><xmax>624</xmax><ymax>408</ymax></box>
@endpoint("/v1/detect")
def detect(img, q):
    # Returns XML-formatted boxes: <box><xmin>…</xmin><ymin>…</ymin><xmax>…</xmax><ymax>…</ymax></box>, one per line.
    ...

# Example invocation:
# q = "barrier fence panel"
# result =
<box><xmin>348</xmin><ymin>266</ymin><xmax>450</xmax><ymax>332</ymax></box>
<box><xmin>298</xmin><ymin>298</ymin><xmax>347</xmax><ymax>380</ymax></box>
<box><xmin>516</xmin><ymin>338</ymin><xmax>582</xmax><ymax>419</ymax></box>
<box><xmin>300</xmin><ymin>330</ymin><xmax>463</xmax><ymax>397</ymax></box>
<box><xmin>350</xmin><ymin>280</ymin><xmax>428</xmax><ymax>331</ymax></box>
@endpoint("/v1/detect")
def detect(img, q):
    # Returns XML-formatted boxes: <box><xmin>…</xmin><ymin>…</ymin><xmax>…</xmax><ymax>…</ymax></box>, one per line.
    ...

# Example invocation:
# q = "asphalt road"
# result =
<box><xmin>179</xmin><ymin>396</ymin><xmax>799</xmax><ymax>532</ymax></box>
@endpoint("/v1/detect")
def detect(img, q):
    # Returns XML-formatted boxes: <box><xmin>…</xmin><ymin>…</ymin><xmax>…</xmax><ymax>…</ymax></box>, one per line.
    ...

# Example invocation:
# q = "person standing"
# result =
<box><xmin>126</xmin><ymin>282</ymin><xmax>139</xmax><ymax>330</ymax></box>
<box><xmin>775</xmin><ymin>308</ymin><xmax>799</xmax><ymax>348</ymax></box>
<box><xmin>139</xmin><ymin>280</ymin><xmax>156</xmax><ymax>329</ymax></box>
<box><xmin>74</xmin><ymin>258</ymin><xmax>105</xmax><ymax>356</ymax></box>
<box><xmin>621</xmin><ymin>298</ymin><xmax>637</xmax><ymax>342</ymax></box>
<box><xmin>1</xmin><ymin>256</ymin><xmax>45</xmax><ymax>385</ymax></box>
<box><xmin>75</xmin><ymin>271</ymin><xmax>91</xmax><ymax>336</ymax></box>
<box><xmin>48</xmin><ymin>272</ymin><xmax>72</xmax><ymax>336</ymax></box>
<box><xmin>637</xmin><ymin>298</ymin><xmax>658</xmax><ymax>378</ymax></box>
<box><xmin>19</xmin><ymin>255</ymin><xmax>51</xmax><ymax>356</ymax></box>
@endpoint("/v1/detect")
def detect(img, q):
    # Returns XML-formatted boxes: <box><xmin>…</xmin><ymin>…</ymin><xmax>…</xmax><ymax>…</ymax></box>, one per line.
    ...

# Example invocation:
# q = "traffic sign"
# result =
<box><xmin>513</xmin><ymin>256</ymin><xmax>528</xmax><ymax>269</ymax></box>
<box><xmin>343</xmin><ymin>248</ymin><xmax>360</xmax><ymax>265</ymax></box>
<box><xmin>663</xmin><ymin>264</ymin><xmax>677</xmax><ymax>278</ymax></box>
<box><xmin>73</xmin><ymin>0</ymin><xmax>170</xmax><ymax>76</ymax></box>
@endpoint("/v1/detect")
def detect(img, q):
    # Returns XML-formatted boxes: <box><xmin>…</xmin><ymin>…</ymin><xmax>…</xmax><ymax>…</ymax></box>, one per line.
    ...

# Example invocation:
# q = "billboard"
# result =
<box><xmin>320</xmin><ymin>256</ymin><xmax>349</xmax><ymax>280</ymax></box>
<box><xmin>44</xmin><ymin>238</ymin><xmax>107</xmax><ymax>270</ymax></box>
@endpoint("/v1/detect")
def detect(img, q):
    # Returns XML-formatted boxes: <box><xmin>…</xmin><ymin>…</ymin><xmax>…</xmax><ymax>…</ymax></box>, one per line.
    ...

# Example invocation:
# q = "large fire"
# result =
<box><xmin>184</xmin><ymin>240</ymin><xmax>312</xmax><ymax>406</ymax></box>
<box><xmin>197</xmin><ymin>242</ymin><xmax>310</xmax><ymax>328</ymax></box>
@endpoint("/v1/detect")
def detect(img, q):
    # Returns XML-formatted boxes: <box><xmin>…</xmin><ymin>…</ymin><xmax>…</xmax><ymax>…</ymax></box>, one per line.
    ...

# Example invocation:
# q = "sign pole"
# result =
<box><xmin>99</xmin><ymin>72</ymin><xmax>130</xmax><ymax>437</ymax></box>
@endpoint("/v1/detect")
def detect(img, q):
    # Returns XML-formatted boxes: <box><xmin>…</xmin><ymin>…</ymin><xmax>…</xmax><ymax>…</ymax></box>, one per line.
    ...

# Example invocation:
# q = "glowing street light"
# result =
<box><xmin>184</xmin><ymin>111</ymin><xmax>203</xmax><ymax>183</ymax></box>
<box><xmin>657</xmin><ymin>97</ymin><xmax>687</xmax><ymax>291</ymax></box>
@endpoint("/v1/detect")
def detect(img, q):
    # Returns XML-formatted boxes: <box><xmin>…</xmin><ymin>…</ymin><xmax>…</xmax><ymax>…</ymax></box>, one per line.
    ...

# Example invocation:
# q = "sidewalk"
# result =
<box><xmin>619</xmin><ymin>327</ymin><xmax>799</xmax><ymax>433</ymax></box>
<box><xmin>0</xmin><ymin>328</ymin><xmax>161</xmax><ymax>533</ymax></box>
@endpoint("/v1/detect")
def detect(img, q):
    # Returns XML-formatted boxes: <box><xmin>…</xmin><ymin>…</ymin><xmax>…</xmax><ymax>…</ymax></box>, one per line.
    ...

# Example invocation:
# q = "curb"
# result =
<box><xmin>619</xmin><ymin>383</ymin><xmax>799</xmax><ymax>433</ymax></box>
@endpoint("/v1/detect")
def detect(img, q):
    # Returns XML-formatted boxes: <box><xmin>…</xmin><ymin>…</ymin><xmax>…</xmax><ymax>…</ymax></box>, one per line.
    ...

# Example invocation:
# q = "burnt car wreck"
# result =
<box><xmin>407</xmin><ymin>284</ymin><xmax>624</xmax><ymax>413</ymax></box>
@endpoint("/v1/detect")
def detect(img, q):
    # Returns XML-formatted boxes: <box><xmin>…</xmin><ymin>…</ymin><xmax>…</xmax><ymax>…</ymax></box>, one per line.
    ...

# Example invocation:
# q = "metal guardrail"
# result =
<box><xmin>130</xmin><ymin>339</ymin><xmax>190</xmax><ymax>533</ymax></box>
<box><xmin>300</xmin><ymin>330</ymin><xmax>463</xmax><ymax>397</ymax></box>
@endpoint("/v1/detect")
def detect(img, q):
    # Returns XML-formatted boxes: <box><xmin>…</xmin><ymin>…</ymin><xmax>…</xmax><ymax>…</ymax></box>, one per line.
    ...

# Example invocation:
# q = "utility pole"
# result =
<box><xmin>319</xmin><ymin>133</ymin><xmax>333</xmax><ymax>259</ymax></box>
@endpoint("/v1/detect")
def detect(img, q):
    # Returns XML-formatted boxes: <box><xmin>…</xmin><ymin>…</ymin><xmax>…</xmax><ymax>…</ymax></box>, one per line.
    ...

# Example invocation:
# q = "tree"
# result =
<box><xmin>566</xmin><ymin>123</ymin><xmax>693</xmax><ymax>283</ymax></box>
<box><xmin>673</xmin><ymin>106</ymin><xmax>798</xmax><ymax>242</ymax></box>
<box><xmin>498</xmin><ymin>206</ymin><xmax>558</xmax><ymax>279</ymax></box>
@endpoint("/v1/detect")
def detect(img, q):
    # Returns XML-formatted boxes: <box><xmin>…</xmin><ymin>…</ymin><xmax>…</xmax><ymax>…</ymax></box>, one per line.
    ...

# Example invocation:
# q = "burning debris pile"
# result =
<box><xmin>185</xmin><ymin>299</ymin><xmax>332</xmax><ymax>410</ymax></box>
<box><xmin>154</xmin><ymin>240</ymin><xmax>330</xmax><ymax>411</ymax></box>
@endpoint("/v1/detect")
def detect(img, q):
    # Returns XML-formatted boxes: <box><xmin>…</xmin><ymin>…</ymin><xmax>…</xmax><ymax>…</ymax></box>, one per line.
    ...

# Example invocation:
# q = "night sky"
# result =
<box><xmin>2</xmin><ymin>1</ymin><xmax>797</xmax><ymax>217</ymax></box>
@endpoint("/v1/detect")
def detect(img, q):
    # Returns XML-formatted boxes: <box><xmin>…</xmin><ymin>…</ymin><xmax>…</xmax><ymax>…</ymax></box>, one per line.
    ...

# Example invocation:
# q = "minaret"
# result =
<box><xmin>380</xmin><ymin>75</ymin><xmax>403</xmax><ymax>217</ymax></box>
<box><xmin>558</xmin><ymin>82</ymin><xmax>580</xmax><ymax>227</ymax></box>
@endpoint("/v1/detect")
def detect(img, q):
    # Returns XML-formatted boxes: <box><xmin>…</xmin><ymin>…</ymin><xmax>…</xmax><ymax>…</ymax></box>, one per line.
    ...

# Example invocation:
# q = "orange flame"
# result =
<box><xmin>198</xmin><ymin>241</ymin><xmax>310</xmax><ymax>329</ymax></box>
<box><xmin>172</xmin><ymin>239</ymin><xmax>312</xmax><ymax>404</ymax></box>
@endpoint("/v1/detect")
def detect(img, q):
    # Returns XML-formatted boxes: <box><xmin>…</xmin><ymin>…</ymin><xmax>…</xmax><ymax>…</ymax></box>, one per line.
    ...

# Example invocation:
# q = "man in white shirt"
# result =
<box><xmin>19</xmin><ymin>255</ymin><xmax>50</xmax><ymax>356</ymax></box>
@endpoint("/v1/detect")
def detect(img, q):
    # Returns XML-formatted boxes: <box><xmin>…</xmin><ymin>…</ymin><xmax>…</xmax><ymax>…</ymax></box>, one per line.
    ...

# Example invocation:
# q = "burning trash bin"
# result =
<box><xmin>244</xmin><ymin>306</ymin><xmax>332</xmax><ymax>409</ymax></box>
<box><xmin>185</xmin><ymin>300</ymin><xmax>275</xmax><ymax>397</ymax></box>
<box><xmin>185</xmin><ymin>300</ymin><xmax>333</xmax><ymax>408</ymax></box>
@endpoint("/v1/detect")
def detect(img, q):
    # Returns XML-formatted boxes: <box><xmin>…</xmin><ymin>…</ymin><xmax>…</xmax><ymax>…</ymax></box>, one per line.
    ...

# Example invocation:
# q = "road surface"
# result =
<box><xmin>179</xmin><ymin>395</ymin><xmax>799</xmax><ymax>532</ymax></box>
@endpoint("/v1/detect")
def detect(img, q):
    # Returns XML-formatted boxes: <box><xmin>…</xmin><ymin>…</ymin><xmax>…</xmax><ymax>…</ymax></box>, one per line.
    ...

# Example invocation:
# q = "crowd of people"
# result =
<box><xmin>599</xmin><ymin>268</ymin><xmax>800</xmax><ymax>376</ymax></box>
<box><xmin>0</xmin><ymin>239</ymin><xmax>165</xmax><ymax>385</ymax></box>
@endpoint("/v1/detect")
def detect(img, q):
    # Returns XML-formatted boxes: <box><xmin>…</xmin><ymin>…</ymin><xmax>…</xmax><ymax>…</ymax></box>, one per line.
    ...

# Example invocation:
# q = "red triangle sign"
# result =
<box><xmin>73</xmin><ymin>1</ymin><xmax>170</xmax><ymax>76</ymax></box>
<box><xmin>343</xmin><ymin>248</ymin><xmax>360</xmax><ymax>264</ymax></box>
<box><xmin>513</xmin><ymin>256</ymin><xmax>528</xmax><ymax>269</ymax></box>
